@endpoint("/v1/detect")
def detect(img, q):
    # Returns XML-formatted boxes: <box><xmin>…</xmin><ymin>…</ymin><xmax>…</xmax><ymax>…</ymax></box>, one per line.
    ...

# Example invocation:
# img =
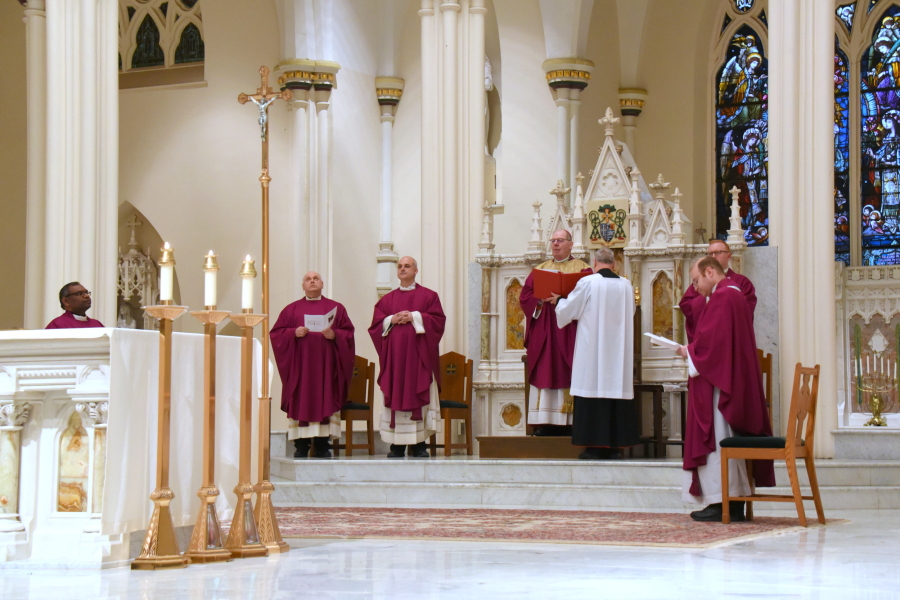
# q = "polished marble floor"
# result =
<box><xmin>2</xmin><ymin>510</ymin><xmax>897</xmax><ymax>600</ymax></box>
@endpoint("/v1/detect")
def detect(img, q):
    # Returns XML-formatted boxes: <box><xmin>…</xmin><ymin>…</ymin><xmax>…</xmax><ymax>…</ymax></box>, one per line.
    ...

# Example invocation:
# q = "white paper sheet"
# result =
<box><xmin>305</xmin><ymin>307</ymin><xmax>337</xmax><ymax>332</ymax></box>
<box><xmin>644</xmin><ymin>332</ymin><xmax>681</xmax><ymax>350</ymax></box>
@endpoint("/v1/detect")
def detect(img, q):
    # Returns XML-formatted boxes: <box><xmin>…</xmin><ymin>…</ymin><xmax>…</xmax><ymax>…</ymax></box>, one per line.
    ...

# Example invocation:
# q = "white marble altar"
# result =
<box><xmin>0</xmin><ymin>329</ymin><xmax>261</xmax><ymax>568</ymax></box>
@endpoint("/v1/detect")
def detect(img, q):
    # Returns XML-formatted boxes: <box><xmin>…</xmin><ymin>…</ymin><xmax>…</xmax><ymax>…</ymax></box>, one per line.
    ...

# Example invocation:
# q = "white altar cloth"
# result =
<box><xmin>103</xmin><ymin>329</ymin><xmax>260</xmax><ymax>535</ymax></box>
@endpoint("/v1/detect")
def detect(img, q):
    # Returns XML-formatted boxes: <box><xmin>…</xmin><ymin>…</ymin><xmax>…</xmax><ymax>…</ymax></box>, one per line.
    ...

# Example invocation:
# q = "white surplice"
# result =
<box><xmin>555</xmin><ymin>273</ymin><xmax>635</xmax><ymax>399</ymax></box>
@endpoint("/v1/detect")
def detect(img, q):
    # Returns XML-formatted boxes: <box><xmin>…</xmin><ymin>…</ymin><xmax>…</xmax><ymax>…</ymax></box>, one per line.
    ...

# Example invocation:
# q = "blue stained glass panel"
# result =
<box><xmin>759</xmin><ymin>10</ymin><xmax>767</xmax><ymax>27</ymax></box>
<box><xmin>715</xmin><ymin>25</ymin><xmax>769</xmax><ymax>246</ymax></box>
<box><xmin>870</xmin><ymin>0</ymin><xmax>881</xmax><ymax>14</ymax></box>
<box><xmin>734</xmin><ymin>0</ymin><xmax>754</xmax><ymax>13</ymax></box>
<box><xmin>861</xmin><ymin>6</ymin><xmax>900</xmax><ymax>265</ymax></box>
<box><xmin>722</xmin><ymin>14</ymin><xmax>732</xmax><ymax>34</ymax></box>
<box><xmin>836</xmin><ymin>43</ymin><xmax>850</xmax><ymax>264</ymax></box>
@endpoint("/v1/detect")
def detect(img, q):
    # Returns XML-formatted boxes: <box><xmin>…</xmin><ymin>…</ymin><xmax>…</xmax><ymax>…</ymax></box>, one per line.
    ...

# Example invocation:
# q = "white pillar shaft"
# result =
<box><xmin>555</xmin><ymin>94</ymin><xmax>570</xmax><ymax>189</ymax></box>
<box><xmin>380</xmin><ymin>116</ymin><xmax>393</xmax><ymax>242</ymax></box>
<box><xmin>315</xmin><ymin>95</ymin><xmax>331</xmax><ymax>293</ymax></box>
<box><xmin>24</xmin><ymin>1</ymin><xmax>47</xmax><ymax>330</ymax></box>
<box><xmin>469</xmin><ymin>1</ymin><xmax>486</xmax><ymax>251</ymax></box>
<box><xmin>290</xmin><ymin>99</ymin><xmax>309</xmax><ymax>299</ymax></box>
<box><xmin>43</xmin><ymin>0</ymin><xmax>117</xmax><ymax>326</ymax></box>
<box><xmin>769</xmin><ymin>0</ymin><xmax>836</xmax><ymax>456</ymax></box>
<box><xmin>419</xmin><ymin>1</ymin><xmax>438</xmax><ymax>287</ymax></box>
<box><xmin>568</xmin><ymin>92</ymin><xmax>580</xmax><ymax>196</ymax></box>
<box><xmin>441</xmin><ymin>0</ymin><xmax>461</xmax><ymax>353</ymax></box>
<box><xmin>621</xmin><ymin>115</ymin><xmax>637</xmax><ymax>157</ymax></box>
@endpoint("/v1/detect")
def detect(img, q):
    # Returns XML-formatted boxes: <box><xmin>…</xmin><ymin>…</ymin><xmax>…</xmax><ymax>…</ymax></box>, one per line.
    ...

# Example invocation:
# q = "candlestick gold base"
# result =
<box><xmin>229</xmin><ymin>313</ymin><xmax>267</xmax><ymax>328</ymax></box>
<box><xmin>224</xmin><ymin>483</ymin><xmax>268</xmax><ymax>558</ymax></box>
<box><xmin>190</xmin><ymin>309</ymin><xmax>231</xmax><ymax>325</ymax></box>
<box><xmin>131</xmin><ymin>489</ymin><xmax>188</xmax><ymax>570</ymax></box>
<box><xmin>184</xmin><ymin>487</ymin><xmax>233</xmax><ymax>564</ymax></box>
<box><xmin>254</xmin><ymin>480</ymin><xmax>289</xmax><ymax>554</ymax></box>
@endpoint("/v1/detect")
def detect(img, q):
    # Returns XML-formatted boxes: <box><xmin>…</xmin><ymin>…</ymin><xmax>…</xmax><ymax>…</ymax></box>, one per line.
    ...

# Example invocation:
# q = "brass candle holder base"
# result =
<box><xmin>130</xmin><ymin>489</ymin><xmax>188</xmax><ymax>570</ymax></box>
<box><xmin>185</xmin><ymin>309</ymin><xmax>233</xmax><ymax>564</ymax></box>
<box><xmin>255</xmin><ymin>476</ymin><xmax>289</xmax><ymax>554</ymax></box>
<box><xmin>132</xmin><ymin>305</ymin><xmax>189</xmax><ymax>571</ymax></box>
<box><xmin>224</xmin><ymin>313</ymin><xmax>269</xmax><ymax>559</ymax></box>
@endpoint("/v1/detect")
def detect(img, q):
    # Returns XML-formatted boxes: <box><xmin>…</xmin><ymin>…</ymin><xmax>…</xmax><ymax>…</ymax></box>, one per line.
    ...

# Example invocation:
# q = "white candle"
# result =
<box><xmin>203</xmin><ymin>250</ymin><xmax>219</xmax><ymax>307</ymax></box>
<box><xmin>159</xmin><ymin>242</ymin><xmax>175</xmax><ymax>302</ymax></box>
<box><xmin>240</xmin><ymin>255</ymin><xmax>256</xmax><ymax>311</ymax></box>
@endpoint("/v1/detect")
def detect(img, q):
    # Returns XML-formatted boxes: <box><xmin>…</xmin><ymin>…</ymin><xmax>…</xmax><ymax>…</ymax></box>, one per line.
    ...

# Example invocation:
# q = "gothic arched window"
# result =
<box><xmin>860</xmin><ymin>5</ymin><xmax>900</xmax><ymax>264</ymax></box>
<box><xmin>174</xmin><ymin>23</ymin><xmax>204</xmax><ymax>64</ymax></box>
<box><xmin>715</xmin><ymin>24</ymin><xmax>769</xmax><ymax>246</ymax></box>
<box><xmin>836</xmin><ymin>42</ymin><xmax>851</xmax><ymax>264</ymax></box>
<box><xmin>130</xmin><ymin>14</ymin><xmax>165</xmax><ymax>69</ymax></box>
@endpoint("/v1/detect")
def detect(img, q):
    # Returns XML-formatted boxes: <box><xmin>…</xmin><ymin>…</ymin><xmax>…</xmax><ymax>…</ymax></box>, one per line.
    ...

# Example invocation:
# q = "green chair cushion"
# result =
<box><xmin>440</xmin><ymin>400</ymin><xmax>469</xmax><ymax>409</ymax></box>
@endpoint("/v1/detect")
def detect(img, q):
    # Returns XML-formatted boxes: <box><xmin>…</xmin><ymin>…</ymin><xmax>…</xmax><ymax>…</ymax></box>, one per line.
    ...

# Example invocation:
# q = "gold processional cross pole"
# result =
<box><xmin>238</xmin><ymin>66</ymin><xmax>291</xmax><ymax>554</ymax></box>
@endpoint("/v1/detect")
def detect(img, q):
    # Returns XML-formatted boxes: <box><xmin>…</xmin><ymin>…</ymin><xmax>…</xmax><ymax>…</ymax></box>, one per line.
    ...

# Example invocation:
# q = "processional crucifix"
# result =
<box><xmin>237</xmin><ymin>66</ymin><xmax>292</xmax><ymax>554</ymax></box>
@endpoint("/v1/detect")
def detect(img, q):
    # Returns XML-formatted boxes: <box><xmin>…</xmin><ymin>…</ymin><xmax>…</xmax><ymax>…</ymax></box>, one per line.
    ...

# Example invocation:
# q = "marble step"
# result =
<box><xmin>270</xmin><ymin>457</ymin><xmax>900</xmax><ymax>511</ymax></box>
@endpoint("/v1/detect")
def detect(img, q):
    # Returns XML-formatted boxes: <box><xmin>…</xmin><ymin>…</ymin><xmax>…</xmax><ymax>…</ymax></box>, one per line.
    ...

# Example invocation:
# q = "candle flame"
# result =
<box><xmin>164</xmin><ymin>242</ymin><xmax>171</xmax><ymax>249</ymax></box>
<box><xmin>208</xmin><ymin>250</ymin><xmax>214</xmax><ymax>256</ymax></box>
<box><xmin>245</xmin><ymin>255</ymin><xmax>252</xmax><ymax>261</ymax></box>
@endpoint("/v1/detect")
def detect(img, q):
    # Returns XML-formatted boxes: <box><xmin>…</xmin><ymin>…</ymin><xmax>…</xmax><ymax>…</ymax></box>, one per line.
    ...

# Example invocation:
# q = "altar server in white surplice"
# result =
<box><xmin>552</xmin><ymin>248</ymin><xmax>640</xmax><ymax>460</ymax></box>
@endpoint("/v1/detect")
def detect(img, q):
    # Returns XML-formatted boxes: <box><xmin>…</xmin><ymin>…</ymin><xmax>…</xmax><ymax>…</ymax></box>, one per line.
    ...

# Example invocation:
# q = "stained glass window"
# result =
<box><xmin>715</xmin><ymin>25</ymin><xmax>769</xmax><ymax>245</ymax></box>
<box><xmin>131</xmin><ymin>15</ymin><xmax>165</xmax><ymax>69</ymax></box>
<box><xmin>861</xmin><ymin>5</ymin><xmax>900</xmax><ymax>264</ymax></box>
<box><xmin>870</xmin><ymin>0</ymin><xmax>881</xmax><ymax>14</ymax></box>
<box><xmin>759</xmin><ymin>10</ymin><xmax>767</xmax><ymax>27</ymax></box>
<box><xmin>837</xmin><ymin>3</ymin><xmax>856</xmax><ymax>33</ymax></box>
<box><xmin>734</xmin><ymin>0</ymin><xmax>754</xmax><ymax>13</ymax></box>
<box><xmin>836</xmin><ymin>42</ymin><xmax>850</xmax><ymax>264</ymax></box>
<box><xmin>722</xmin><ymin>14</ymin><xmax>733</xmax><ymax>34</ymax></box>
<box><xmin>174</xmin><ymin>23</ymin><xmax>204</xmax><ymax>64</ymax></box>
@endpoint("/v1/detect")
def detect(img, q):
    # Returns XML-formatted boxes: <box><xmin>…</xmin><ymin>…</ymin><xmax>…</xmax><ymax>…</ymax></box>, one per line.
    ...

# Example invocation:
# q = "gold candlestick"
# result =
<box><xmin>131</xmin><ymin>303</ymin><xmax>189</xmax><ymax>571</ymax></box>
<box><xmin>185</xmin><ymin>304</ymin><xmax>233</xmax><ymax>564</ymax></box>
<box><xmin>239</xmin><ymin>65</ymin><xmax>291</xmax><ymax>554</ymax></box>
<box><xmin>223</xmin><ymin>312</ymin><xmax>269</xmax><ymax>559</ymax></box>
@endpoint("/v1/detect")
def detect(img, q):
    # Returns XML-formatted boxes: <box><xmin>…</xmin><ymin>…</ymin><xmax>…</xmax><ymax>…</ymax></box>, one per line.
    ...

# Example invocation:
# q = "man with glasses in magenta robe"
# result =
<box><xmin>45</xmin><ymin>282</ymin><xmax>104</xmax><ymax>329</ymax></box>
<box><xmin>519</xmin><ymin>230</ymin><xmax>592</xmax><ymax>435</ymax></box>
<box><xmin>679</xmin><ymin>240</ymin><xmax>756</xmax><ymax>342</ymax></box>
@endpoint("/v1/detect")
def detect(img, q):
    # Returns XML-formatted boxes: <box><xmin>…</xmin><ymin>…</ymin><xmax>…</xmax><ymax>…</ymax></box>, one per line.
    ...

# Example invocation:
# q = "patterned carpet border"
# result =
<box><xmin>268</xmin><ymin>507</ymin><xmax>847</xmax><ymax>549</ymax></box>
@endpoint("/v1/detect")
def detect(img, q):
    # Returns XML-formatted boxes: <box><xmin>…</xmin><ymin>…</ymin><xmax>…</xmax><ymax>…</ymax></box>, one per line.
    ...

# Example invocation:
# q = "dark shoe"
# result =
<box><xmin>533</xmin><ymin>426</ymin><xmax>554</xmax><ymax>437</ymax></box>
<box><xmin>690</xmin><ymin>503</ymin><xmax>723</xmax><ymax>522</ymax></box>
<box><xmin>727</xmin><ymin>501</ymin><xmax>746</xmax><ymax>522</ymax></box>
<box><xmin>409</xmin><ymin>442</ymin><xmax>430</xmax><ymax>458</ymax></box>
<box><xmin>578</xmin><ymin>448</ymin><xmax>603</xmax><ymax>460</ymax></box>
<box><xmin>608</xmin><ymin>450</ymin><xmax>623</xmax><ymax>460</ymax></box>
<box><xmin>292</xmin><ymin>438</ymin><xmax>311</xmax><ymax>459</ymax></box>
<box><xmin>313</xmin><ymin>437</ymin><xmax>332</xmax><ymax>459</ymax></box>
<box><xmin>387</xmin><ymin>444</ymin><xmax>406</xmax><ymax>458</ymax></box>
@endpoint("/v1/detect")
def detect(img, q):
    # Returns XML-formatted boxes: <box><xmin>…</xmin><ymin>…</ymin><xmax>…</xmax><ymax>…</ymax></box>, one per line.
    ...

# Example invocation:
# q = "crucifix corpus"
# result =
<box><xmin>237</xmin><ymin>66</ymin><xmax>292</xmax><ymax>554</ymax></box>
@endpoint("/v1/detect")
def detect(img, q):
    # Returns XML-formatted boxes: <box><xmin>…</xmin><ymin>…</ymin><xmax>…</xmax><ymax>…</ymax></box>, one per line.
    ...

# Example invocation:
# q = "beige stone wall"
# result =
<box><xmin>0</xmin><ymin>3</ymin><xmax>27</xmax><ymax>331</ymax></box>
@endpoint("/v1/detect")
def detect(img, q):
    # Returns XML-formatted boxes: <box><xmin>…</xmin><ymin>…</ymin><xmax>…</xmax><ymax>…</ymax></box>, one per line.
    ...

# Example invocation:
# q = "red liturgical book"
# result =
<box><xmin>532</xmin><ymin>269</ymin><xmax>591</xmax><ymax>299</ymax></box>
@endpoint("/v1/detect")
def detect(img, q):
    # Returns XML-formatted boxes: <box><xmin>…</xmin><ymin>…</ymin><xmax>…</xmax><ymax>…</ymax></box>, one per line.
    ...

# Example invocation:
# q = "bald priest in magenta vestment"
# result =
<box><xmin>368</xmin><ymin>256</ymin><xmax>445</xmax><ymax>459</ymax></box>
<box><xmin>519</xmin><ymin>230</ymin><xmax>592</xmax><ymax>434</ymax></box>
<box><xmin>677</xmin><ymin>257</ymin><xmax>774</xmax><ymax>523</ymax></box>
<box><xmin>271</xmin><ymin>272</ymin><xmax>355</xmax><ymax>459</ymax></box>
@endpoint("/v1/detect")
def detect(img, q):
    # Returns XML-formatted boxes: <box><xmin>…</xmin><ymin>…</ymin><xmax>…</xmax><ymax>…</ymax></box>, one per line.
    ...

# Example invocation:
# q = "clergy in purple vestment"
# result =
<box><xmin>271</xmin><ymin>272</ymin><xmax>355</xmax><ymax>459</ymax></box>
<box><xmin>679</xmin><ymin>240</ymin><xmax>756</xmax><ymax>342</ymax></box>
<box><xmin>45</xmin><ymin>282</ymin><xmax>105</xmax><ymax>329</ymax></box>
<box><xmin>677</xmin><ymin>257</ymin><xmax>774</xmax><ymax>523</ymax></box>
<box><xmin>368</xmin><ymin>256</ymin><xmax>445</xmax><ymax>459</ymax></box>
<box><xmin>519</xmin><ymin>230</ymin><xmax>591</xmax><ymax>434</ymax></box>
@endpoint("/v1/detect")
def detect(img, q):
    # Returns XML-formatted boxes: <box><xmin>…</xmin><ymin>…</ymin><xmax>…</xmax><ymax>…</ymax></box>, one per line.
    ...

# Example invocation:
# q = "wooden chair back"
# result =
<box><xmin>786</xmin><ymin>363</ymin><xmax>820</xmax><ymax>450</ymax></box>
<box><xmin>439</xmin><ymin>351</ymin><xmax>473</xmax><ymax>405</ymax></box>
<box><xmin>633</xmin><ymin>305</ymin><xmax>643</xmax><ymax>382</ymax></box>
<box><xmin>346</xmin><ymin>355</ymin><xmax>375</xmax><ymax>406</ymax></box>
<box><xmin>757</xmin><ymin>348</ymin><xmax>773</xmax><ymax>429</ymax></box>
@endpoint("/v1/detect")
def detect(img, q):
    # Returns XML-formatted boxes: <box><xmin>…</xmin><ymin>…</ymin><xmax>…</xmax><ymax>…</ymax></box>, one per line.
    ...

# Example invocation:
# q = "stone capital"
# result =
<box><xmin>542</xmin><ymin>57</ymin><xmax>594</xmax><ymax>91</ymax></box>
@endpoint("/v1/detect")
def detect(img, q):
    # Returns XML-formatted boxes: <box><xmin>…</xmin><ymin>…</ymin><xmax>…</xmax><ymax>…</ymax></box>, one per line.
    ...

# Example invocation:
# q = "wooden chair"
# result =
<box><xmin>429</xmin><ymin>351</ymin><xmax>474</xmax><ymax>456</ymax></box>
<box><xmin>336</xmin><ymin>355</ymin><xmax>376</xmax><ymax>456</ymax></box>
<box><xmin>757</xmin><ymin>348</ymin><xmax>774</xmax><ymax>430</ymax></box>
<box><xmin>721</xmin><ymin>363</ymin><xmax>825</xmax><ymax>526</ymax></box>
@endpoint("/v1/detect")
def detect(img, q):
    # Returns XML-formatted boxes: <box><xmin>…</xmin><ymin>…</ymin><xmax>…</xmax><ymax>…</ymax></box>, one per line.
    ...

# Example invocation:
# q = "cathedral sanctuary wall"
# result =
<box><xmin>0</xmin><ymin>2</ymin><xmax>27</xmax><ymax>331</ymax></box>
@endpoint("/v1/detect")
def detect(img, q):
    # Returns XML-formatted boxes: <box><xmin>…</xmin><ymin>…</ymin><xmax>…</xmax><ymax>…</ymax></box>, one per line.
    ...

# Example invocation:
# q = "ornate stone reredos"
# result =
<box><xmin>544</xmin><ymin>180</ymin><xmax>572</xmax><ymax>246</ymax></box>
<box><xmin>583</xmin><ymin>109</ymin><xmax>632</xmax><ymax>205</ymax></box>
<box><xmin>644</xmin><ymin>174</ymin><xmax>674</xmax><ymax>248</ymax></box>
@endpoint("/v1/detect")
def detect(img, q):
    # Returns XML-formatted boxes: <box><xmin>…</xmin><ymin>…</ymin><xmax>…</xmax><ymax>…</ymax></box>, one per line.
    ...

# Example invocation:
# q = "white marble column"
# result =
<box><xmin>468</xmin><ymin>0</ymin><xmax>487</xmax><ymax>254</ymax></box>
<box><xmin>542</xmin><ymin>59</ymin><xmax>593</xmax><ymax>205</ymax></box>
<box><xmin>375</xmin><ymin>79</ymin><xmax>404</xmax><ymax>297</ymax></box>
<box><xmin>275</xmin><ymin>62</ymin><xmax>314</xmax><ymax>300</ymax></box>
<box><xmin>0</xmin><ymin>401</ymin><xmax>31</xmax><ymax>534</ymax></box>
<box><xmin>23</xmin><ymin>0</ymin><xmax>46</xmax><ymax>330</ymax></box>
<box><xmin>440</xmin><ymin>0</ymin><xmax>461</xmax><ymax>352</ymax></box>
<box><xmin>618</xmin><ymin>89</ymin><xmax>648</xmax><ymax>158</ymax></box>
<box><xmin>419</xmin><ymin>0</ymin><xmax>439</xmax><ymax>289</ymax></box>
<box><xmin>43</xmin><ymin>0</ymin><xmax>118</xmax><ymax>327</ymax></box>
<box><xmin>768</xmin><ymin>0</ymin><xmax>837</xmax><ymax>457</ymax></box>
